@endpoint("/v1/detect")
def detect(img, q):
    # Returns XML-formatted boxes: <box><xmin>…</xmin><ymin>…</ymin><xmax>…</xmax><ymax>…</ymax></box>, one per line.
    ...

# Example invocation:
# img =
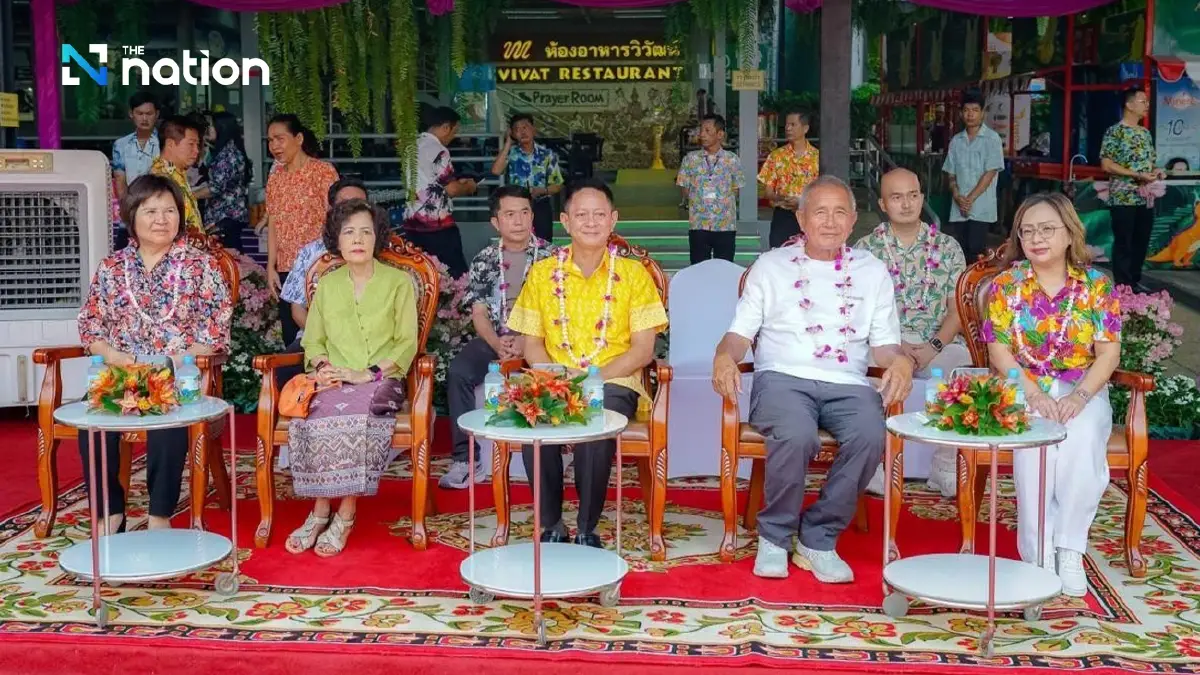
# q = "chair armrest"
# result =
<box><xmin>1110</xmin><ymin>369</ymin><xmax>1155</xmax><ymax>392</ymax></box>
<box><xmin>720</xmin><ymin>390</ymin><xmax>742</xmax><ymax>457</ymax></box>
<box><xmin>647</xmin><ymin>360</ymin><xmax>672</xmax><ymax>445</ymax></box>
<box><xmin>865</xmin><ymin>366</ymin><xmax>887</xmax><ymax>380</ymax></box>
<box><xmin>252</xmin><ymin>352</ymin><xmax>304</xmax><ymax>374</ymax></box>
<box><xmin>408</xmin><ymin>354</ymin><xmax>436</xmax><ymax>439</ymax></box>
<box><xmin>737</xmin><ymin>362</ymin><xmax>755</xmax><ymax>374</ymax></box>
<box><xmin>33</xmin><ymin>346</ymin><xmax>87</xmax><ymax>366</ymax></box>
<box><xmin>195</xmin><ymin>353</ymin><xmax>228</xmax><ymax>398</ymax></box>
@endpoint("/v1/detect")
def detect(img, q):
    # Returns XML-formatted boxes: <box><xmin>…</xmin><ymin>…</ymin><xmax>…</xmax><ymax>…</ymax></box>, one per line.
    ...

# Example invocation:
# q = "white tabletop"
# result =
<box><xmin>58</xmin><ymin>529</ymin><xmax>233</xmax><ymax>582</ymax></box>
<box><xmin>457</xmin><ymin>409</ymin><xmax>629</xmax><ymax>444</ymax></box>
<box><xmin>461</xmin><ymin>542</ymin><xmax>628</xmax><ymax>598</ymax></box>
<box><xmin>55</xmin><ymin>397</ymin><xmax>231</xmax><ymax>432</ymax></box>
<box><xmin>886</xmin><ymin>412</ymin><xmax>1068</xmax><ymax>451</ymax></box>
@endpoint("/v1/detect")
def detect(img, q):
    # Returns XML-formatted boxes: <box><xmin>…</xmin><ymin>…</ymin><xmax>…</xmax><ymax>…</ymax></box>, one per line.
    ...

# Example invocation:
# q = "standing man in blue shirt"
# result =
<box><xmin>112</xmin><ymin>91</ymin><xmax>161</xmax><ymax>201</ymax></box>
<box><xmin>491</xmin><ymin>113</ymin><xmax>564</xmax><ymax>243</ymax></box>
<box><xmin>941</xmin><ymin>89</ymin><xmax>1005</xmax><ymax>263</ymax></box>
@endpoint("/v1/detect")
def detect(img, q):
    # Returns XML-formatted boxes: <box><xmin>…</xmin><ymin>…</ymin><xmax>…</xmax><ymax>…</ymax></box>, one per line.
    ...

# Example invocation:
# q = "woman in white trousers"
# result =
<box><xmin>981</xmin><ymin>193</ymin><xmax>1121</xmax><ymax>598</ymax></box>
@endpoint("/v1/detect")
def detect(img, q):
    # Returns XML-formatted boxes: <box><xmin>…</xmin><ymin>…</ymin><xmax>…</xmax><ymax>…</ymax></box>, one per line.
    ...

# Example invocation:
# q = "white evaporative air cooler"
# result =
<box><xmin>0</xmin><ymin>150</ymin><xmax>112</xmax><ymax>408</ymax></box>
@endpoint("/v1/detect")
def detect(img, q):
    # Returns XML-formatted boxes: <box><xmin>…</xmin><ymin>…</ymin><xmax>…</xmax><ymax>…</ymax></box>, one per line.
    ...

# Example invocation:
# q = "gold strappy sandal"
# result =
<box><xmin>315</xmin><ymin>513</ymin><xmax>356</xmax><ymax>558</ymax></box>
<box><xmin>285</xmin><ymin>511</ymin><xmax>330</xmax><ymax>554</ymax></box>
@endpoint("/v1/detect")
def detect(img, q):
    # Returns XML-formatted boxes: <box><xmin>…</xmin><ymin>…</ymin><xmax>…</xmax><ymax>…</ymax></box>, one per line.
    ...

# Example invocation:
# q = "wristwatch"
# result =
<box><xmin>369</xmin><ymin>365</ymin><xmax>383</xmax><ymax>381</ymax></box>
<box><xmin>928</xmin><ymin>337</ymin><xmax>945</xmax><ymax>353</ymax></box>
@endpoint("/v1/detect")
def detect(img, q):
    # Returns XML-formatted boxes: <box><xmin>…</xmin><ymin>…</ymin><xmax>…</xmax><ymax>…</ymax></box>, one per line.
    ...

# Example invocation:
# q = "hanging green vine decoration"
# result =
<box><xmin>664</xmin><ymin>2</ymin><xmax>694</xmax><ymax>109</ymax></box>
<box><xmin>368</xmin><ymin>0</ymin><xmax>390</xmax><ymax>134</ymax></box>
<box><xmin>451</xmin><ymin>0</ymin><xmax>467</xmax><ymax>78</ymax></box>
<box><xmin>302</xmin><ymin>12</ymin><xmax>326</xmax><ymax>142</ymax></box>
<box><xmin>391</xmin><ymin>0</ymin><xmax>420</xmax><ymax>200</ymax></box>
<box><xmin>326</xmin><ymin>3</ymin><xmax>352</xmax><ymax>148</ymax></box>
<box><xmin>738</xmin><ymin>0</ymin><xmax>757</xmax><ymax>71</ymax></box>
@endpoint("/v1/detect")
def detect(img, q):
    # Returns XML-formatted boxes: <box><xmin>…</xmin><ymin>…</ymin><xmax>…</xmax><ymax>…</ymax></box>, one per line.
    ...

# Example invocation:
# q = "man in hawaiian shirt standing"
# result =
<box><xmin>677</xmin><ymin>114</ymin><xmax>743</xmax><ymax>264</ymax></box>
<box><xmin>112</xmin><ymin>91</ymin><xmax>161</xmax><ymax>200</ymax></box>
<box><xmin>491</xmin><ymin>113</ymin><xmax>564</xmax><ymax>243</ymax></box>
<box><xmin>442</xmin><ymin>185</ymin><xmax>555</xmax><ymax>489</ymax></box>
<box><xmin>941</xmin><ymin>89</ymin><xmax>1005</xmax><ymax>263</ymax></box>
<box><xmin>150</xmin><ymin>115</ymin><xmax>206</xmax><ymax>236</ymax></box>
<box><xmin>1100</xmin><ymin>87</ymin><xmax>1165</xmax><ymax>291</ymax></box>
<box><xmin>855</xmin><ymin>168</ymin><xmax>970</xmax><ymax>498</ymax></box>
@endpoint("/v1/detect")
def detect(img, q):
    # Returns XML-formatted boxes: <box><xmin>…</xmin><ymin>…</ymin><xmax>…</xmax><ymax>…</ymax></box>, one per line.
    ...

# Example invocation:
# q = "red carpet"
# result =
<box><xmin>0</xmin><ymin>414</ymin><xmax>1197</xmax><ymax>674</ymax></box>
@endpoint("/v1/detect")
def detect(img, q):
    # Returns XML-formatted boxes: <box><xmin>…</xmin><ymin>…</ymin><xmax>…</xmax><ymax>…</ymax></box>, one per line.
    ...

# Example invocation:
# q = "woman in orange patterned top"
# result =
<box><xmin>758</xmin><ymin>109</ymin><xmax>820</xmax><ymax>248</ymax></box>
<box><xmin>264</xmin><ymin>114</ymin><xmax>340</xmax><ymax>346</ymax></box>
<box><xmin>980</xmin><ymin>193</ymin><xmax>1122</xmax><ymax>599</ymax></box>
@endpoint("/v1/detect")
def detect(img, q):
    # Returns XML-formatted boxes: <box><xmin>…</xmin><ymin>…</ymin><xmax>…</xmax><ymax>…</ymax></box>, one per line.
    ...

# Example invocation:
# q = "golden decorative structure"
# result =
<box><xmin>649</xmin><ymin>123</ymin><xmax>665</xmax><ymax>170</ymax></box>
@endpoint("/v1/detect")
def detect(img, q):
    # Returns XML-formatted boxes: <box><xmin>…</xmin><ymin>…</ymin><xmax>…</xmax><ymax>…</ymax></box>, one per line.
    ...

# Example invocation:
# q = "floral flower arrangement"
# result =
<box><xmin>1109</xmin><ymin>286</ymin><xmax>1195</xmax><ymax>437</ymax></box>
<box><xmin>87</xmin><ymin>363</ymin><xmax>178</xmax><ymax>416</ymax></box>
<box><xmin>224</xmin><ymin>254</ymin><xmax>284</xmax><ymax>413</ymax></box>
<box><xmin>487</xmin><ymin>369</ymin><xmax>595</xmax><ymax>428</ymax></box>
<box><xmin>925</xmin><ymin>374</ymin><xmax>1030</xmax><ymax>436</ymax></box>
<box><xmin>424</xmin><ymin>257</ymin><xmax>475</xmax><ymax>414</ymax></box>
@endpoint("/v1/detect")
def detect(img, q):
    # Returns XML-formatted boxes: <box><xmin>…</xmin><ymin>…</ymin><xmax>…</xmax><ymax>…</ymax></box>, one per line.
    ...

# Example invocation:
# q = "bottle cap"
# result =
<box><xmin>183</xmin><ymin>354</ymin><xmax>196</xmax><ymax>364</ymax></box>
<box><xmin>91</xmin><ymin>355</ymin><xmax>104</xmax><ymax>364</ymax></box>
<box><xmin>1008</xmin><ymin>368</ymin><xmax>1019</xmax><ymax>378</ymax></box>
<box><xmin>931</xmin><ymin>367</ymin><xmax>943</xmax><ymax>378</ymax></box>
<box><xmin>488</xmin><ymin>362</ymin><xmax>500</xmax><ymax>372</ymax></box>
<box><xmin>588</xmin><ymin>365</ymin><xmax>600</xmax><ymax>375</ymax></box>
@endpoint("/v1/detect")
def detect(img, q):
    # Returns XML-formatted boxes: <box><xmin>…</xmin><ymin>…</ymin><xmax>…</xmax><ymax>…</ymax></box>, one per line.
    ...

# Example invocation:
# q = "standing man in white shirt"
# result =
<box><xmin>942</xmin><ymin>89</ymin><xmax>1006</xmax><ymax>263</ymax></box>
<box><xmin>112</xmin><ymin>91</ymin><xmax>161</xmax><ymax>200</ymax></box>
<box><xmin>711</xmin><ymin>175</ymin><xmax>915</xmax><ymax>583</ymax></box>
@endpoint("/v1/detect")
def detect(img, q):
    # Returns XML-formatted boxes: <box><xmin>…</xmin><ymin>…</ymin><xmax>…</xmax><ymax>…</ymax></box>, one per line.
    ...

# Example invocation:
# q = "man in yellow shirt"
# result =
<box><xmin>150</xmin><ymin>115</ymin><xmax>205</xmax><ymax>236</ymax></box>
<box><xmin>507</xmin><ymin>178</ymin><xmax>668</xmax><ymax>547</ymax></box>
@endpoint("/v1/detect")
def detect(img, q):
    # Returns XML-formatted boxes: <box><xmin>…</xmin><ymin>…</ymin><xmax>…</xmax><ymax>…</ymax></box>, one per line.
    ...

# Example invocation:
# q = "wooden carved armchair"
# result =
<box><xmin>252</xmin><ymin>236</ymin><xmax>439</xmax><ymax>550</ymax></box>
<box><xmin>955</xmin><ymin>244</ymin><xmax>1155</xmax><ymax>577</ymax></box>
<box><xmin>490</xmin><ymin>235</ymin><xmax>674</xmax><ymax>561</ymax></box>
<box><xmin>33</xmin><ymin>233</ymin><xmax>240</xmax><ymax>538</ymax></box>
<box><xmin>718</xmin><ymin>266</ymin><xmax>905</xmax><ymax>562</ymax></box>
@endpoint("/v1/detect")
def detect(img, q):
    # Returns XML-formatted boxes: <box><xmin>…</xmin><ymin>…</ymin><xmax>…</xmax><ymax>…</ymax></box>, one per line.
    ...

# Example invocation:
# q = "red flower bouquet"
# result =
<box><xmin>87</xmin><ymin>363</ymin><xmax>178</xmax><ymax>416</ymax></box>
<box><xmin>486</xmin><ymin>369</ymin><xmax>595</xmax><ymax>428</ymax></box>
<box><xmin>925</xmin><ymin>374</ymin><xmax>1030</xmax><ymax>436</ymax></box>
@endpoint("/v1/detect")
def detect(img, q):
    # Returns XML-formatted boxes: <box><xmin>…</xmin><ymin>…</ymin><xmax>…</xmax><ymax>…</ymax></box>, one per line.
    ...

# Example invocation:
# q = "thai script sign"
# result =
<box><xmin>493</xmin><ymin>37</ymin><xmax>681</xmax><ymax>63</ymax></box>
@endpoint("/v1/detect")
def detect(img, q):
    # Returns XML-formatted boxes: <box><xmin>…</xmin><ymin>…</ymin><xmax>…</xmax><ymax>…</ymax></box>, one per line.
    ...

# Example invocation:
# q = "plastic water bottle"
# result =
<box><xmin>1008</xmin><ymin>368</ymin><xmax>1026</xmax><ymax>411</ymax></box>
<box><xmin>583</xmin><ymin>366</ymin><xmax>605</xmax><ymax>415</ymax></box>
<box><xmin>925</xmin><ymin>367</ymin><xmax>944</xmax><ymax>414</ymax></box>
<box><xmin>176</xmin><ymin>355</ymin><xmax>202</xmax><ymax>405</ymax></box>
<box><xmin>483</xmin><ymin>362</ymin><xmax>504</xmax><ymax>413</ymax></box>
<box><xmin>86</xmin><ymin>355</ymin><xmax>104</xmax><ymax>392</ymax></box>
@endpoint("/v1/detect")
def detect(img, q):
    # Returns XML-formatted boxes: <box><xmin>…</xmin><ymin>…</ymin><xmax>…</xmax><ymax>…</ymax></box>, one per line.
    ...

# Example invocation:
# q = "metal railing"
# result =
<box><xmin>860</xmin><ymin>136</ymin><xmax>942</xmax><ymax>226</ymax></box>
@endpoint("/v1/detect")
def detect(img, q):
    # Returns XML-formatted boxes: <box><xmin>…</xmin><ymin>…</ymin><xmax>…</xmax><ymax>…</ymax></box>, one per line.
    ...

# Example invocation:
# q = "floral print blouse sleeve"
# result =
<box><xmin>78</xmin><ymin>261</ymin><xmax>118</xmax><ymax>347</ymax></box>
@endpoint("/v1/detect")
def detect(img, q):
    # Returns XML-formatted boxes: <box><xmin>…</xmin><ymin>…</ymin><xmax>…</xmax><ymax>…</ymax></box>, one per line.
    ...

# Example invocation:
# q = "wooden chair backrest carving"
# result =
<box><xmin>187</xmin><ymin>233</ymin><xmax>241</xmax><ymax>306</ymax></box>
<box><xmin>304</xmin><ymin>235</ymin><xmax>441</xmax><ymax>353</ymax></box>
<box><xmin>955</xmin><ymin>243</ymin><xmax>1011</xmax><ymax>368</ymax></box>
<box><xmin>609</xmin><ymin>234</ymin><xmax>668</xmax><ymax>306</ymax></box>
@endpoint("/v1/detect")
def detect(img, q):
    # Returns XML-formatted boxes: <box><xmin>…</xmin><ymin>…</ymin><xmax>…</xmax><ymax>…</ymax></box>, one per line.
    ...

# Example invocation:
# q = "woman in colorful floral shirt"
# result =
<box><xmin>980</xmin><ymin>192</ymin><xmax>1122</xmax><ymax>598</ymax></box>
<box><xmin>77</xmin><ymin>174</ymin><xmax>234</xmax><ymax>535</ymax></box>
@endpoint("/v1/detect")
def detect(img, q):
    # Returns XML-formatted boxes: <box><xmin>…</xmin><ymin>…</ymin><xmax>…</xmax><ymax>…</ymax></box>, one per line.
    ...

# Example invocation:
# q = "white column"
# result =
<box><xmin>713</xmin><ymin>24</ymin><xmax>727</xmax><ymax>117</ymax></box>
<box><xmin>241</xmin><ymin>11</ymin><xmax>265</xmax><ymax>192</ymax></box>
<box><xmin>737</xmin><ymin>3</ymin><xmax>760</xmax><ymax>225</ymax></box>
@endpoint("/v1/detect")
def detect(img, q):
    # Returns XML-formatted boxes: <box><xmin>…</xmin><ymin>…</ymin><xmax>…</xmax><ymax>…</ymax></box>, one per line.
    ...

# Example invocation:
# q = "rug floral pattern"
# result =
<box><xmin>2</xmin><ymin>453</ymin><xmax>1199</xmax><ymax>670</ymax></box>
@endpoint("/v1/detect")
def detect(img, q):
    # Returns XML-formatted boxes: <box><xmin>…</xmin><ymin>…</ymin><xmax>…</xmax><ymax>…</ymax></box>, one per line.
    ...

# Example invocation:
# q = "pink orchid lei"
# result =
<box><xmin>792</xmin><ymin>240</ymin><xmax>856</xmax><ymax>363</ymax></box>
<box><xmin>551</xmin><ymin>245</ymin><xmax>620</xmax><ymax>369</ymax></box>
<box><xmin>877</xmin><ymin>222</ymin><xmax>941</xmax><ymax>315</ymax></box>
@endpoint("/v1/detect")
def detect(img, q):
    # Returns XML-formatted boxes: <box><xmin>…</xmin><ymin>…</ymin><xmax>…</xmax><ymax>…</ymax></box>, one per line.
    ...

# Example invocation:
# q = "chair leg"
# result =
<box><xmin>410</xmin><ymin>435</ymin><xmax>431</xmax><ymax>551</ymax></box>
<box><xmin>957</xmin><ymin>449</ymin><xmax>978</xmax><ymax>554</ymax></box>
<box><xmin>207</xmin><ymin>430</ymin><xmax>232</xmax><ymax>510</ymax></box>
<box><xmin>718</xmin><ymin>440</ymin><xmax>739</xmax><ymax>562</ymax></box>
<box><xmin>491</xmin><ymin>443</ymin><xmax>513</xmax><ymax>547</ymax></box>
<box><xmin>885</xmin><ymin>441</ymin><xmax>904</xmax><ymax>561</ymax></box>
<box><xmin>649</xmin><ymin>447</ymin><xmax>668</xmax><ymax>562</ymax></box>
<box><xmin>636</xmin><ymin>457</ymin><xmax>653</xmax><ymax>519</ymax></box>
<box><xmin>188</xmin><ymin>423</ymin><xmax>207</xmax><ymax>531</ymax></box>
<box><xmin>33</xmin><ymin>426</ymin><xmax>61</xmax><ymax>539</ymax></box>
<box><xmin>1125</xmin><ymin>457</ymin><xmax>1150</xmax><ymax>578</ymax></box>
<box><xmin>744</xmin><ymin>458</ymin><xmax>765</xmax><ymax>531</ymax></box>
<box><xmin>253</xmin><ymin>435</ymin><xmax>276</xmax><ymax>549</ymax></box>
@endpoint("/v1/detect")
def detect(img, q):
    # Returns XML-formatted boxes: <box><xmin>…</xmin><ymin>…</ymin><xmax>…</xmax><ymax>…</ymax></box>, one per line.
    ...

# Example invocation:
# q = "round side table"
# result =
<box><xmin>882</xmin><ymin>412</ymin><xmax>1069</xmax><ymax>657</ymax></box>
<box><xmin>53</xmin><ymin>397</ymin><xmax>241</xmax><ymax>627</ymax></box>
<box><xmin>456</xmin><ymin>409</ymin><xmax>630</xmax><ymax>646</ymax></box>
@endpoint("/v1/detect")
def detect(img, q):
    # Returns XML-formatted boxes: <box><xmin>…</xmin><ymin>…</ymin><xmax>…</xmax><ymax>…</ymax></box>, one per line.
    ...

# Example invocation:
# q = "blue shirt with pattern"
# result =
<box><xmin>942</xmin><ymin>124</ymin><xmax>1005</xmax><ymax>224</ymax></box>
<box><xmin>504</xmin><ymin>142</ymin><xmax>564</xmax><ymax>192</ymax></box>
<box><xmin>676</xmin><ymin>149</ymin><xmax>743</xmax><ymax>231</ymax></box>
<box><xmin>112</xmin><ymin>131</ymin><xmax>160</xmax><ymax>184</ymax></box>
<box><xmin>280</xmin><ymin>239</ymin><xmax>327</xmax><ymax>307</ymax></box>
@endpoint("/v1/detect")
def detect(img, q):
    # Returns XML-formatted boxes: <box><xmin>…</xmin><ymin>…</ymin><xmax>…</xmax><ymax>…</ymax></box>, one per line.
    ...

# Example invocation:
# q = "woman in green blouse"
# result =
<box><xmin>286</xmin><ymin>199</ymin><xmax>418</xmax><ymax>556</ymax></box>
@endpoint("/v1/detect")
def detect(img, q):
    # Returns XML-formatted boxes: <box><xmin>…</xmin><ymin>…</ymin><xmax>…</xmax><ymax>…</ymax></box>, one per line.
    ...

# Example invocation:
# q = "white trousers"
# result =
<box><xmin>1013</xmin><ymin>380</ymin><xmax>1111</xmax><ymax>564</ymax></box>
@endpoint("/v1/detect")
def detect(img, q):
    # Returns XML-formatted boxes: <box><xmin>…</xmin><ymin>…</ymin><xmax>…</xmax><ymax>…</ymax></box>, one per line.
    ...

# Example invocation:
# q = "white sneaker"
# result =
<box><xmin>865</xmin><ymin>465</ymin><xmax>886</xmax><ymax>496</ymax></box>
<box><xmin>438</xmin><ymin>460</ymin><xmax>485</xmax><ymax>489</ymax></box>
<box><xmin>1056</xmin><ymin>548</ymin><xmax>1087</xmax><ymax>597</ymax></box>
<box><xmin>792</xmin><ymin>543</ymin><xmax>854</xmax><ymax>583</ymax></box>
<box><xmin>753</xmin><ymin>537</ymin><xmax>789</xmax><ymax>578</ymax></box>
<box><xmin>925</xmin><ymin>449</ymin><xmax>957</xmax><ymax>498</ymax></box>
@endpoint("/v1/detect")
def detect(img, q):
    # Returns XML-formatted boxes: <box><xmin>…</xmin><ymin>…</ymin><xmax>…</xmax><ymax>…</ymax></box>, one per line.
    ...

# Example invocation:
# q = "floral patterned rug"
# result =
<box><xmin>1</xmin><ymin>451</ymin><xmax>1198</xmax><ymax>672</ymax></box>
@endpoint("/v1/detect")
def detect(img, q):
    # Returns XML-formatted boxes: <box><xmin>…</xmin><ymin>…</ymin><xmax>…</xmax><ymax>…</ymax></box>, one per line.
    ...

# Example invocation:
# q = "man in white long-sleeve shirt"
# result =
<box><xmin>711</xmin><ymin>175</ymin><xmax>914</xmax><ymax>583</ymax></box>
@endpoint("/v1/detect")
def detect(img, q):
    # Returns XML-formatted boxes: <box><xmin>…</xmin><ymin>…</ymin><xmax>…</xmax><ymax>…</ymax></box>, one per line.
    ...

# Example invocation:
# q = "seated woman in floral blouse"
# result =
<box><xmin>77</xmin><ymin>174</ymin><xmax>234</xmax><ymax>535</ymax></box>
<box><xmin>980</xmin><ymin>192</ymin><xmax>1121</xmax><ymax>598</ymax></box>
<box><xmin>286</xmin><ymin>199</ymin><xmax>418</xmax><ymax>557</ymax></box>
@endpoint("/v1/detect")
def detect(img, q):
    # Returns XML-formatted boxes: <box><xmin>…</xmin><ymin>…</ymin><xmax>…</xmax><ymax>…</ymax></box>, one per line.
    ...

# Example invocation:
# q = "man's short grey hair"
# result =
<box><xmin>796</xmin><ymin>174</ymin><xmax>857</xmax><ymax>212</ymax></box>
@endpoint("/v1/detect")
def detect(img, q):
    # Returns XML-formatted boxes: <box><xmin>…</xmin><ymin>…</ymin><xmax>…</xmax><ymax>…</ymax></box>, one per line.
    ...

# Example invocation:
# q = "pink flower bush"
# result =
<box><xmin>1114</xmin><ymin>285</ymin><xmax>1183</xmax><ymax>375</ymax></box>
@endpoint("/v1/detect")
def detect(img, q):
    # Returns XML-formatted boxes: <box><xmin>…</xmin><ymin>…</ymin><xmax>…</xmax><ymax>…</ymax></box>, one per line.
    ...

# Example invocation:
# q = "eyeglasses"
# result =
<box><xmin>1016</xmin><ymin>224</ymin><xmax>1063</xmax><ymax>241</ymax></box>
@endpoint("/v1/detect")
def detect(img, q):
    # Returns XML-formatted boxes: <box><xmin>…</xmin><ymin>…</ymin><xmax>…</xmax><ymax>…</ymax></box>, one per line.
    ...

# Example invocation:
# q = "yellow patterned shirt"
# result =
<box><xmin>507</xmin><ymin>249</ymin><xmax>668</xmax><ymax>403</ymax></box>
<box><xmin>757</xmin><ymin>143</ymin><xmax>820</xmax><ymax>198</ymax></box>
<box><xmin>150</xmin><ymin>156</ymin><xmax>205</xmax><ymax>236</ymax></box>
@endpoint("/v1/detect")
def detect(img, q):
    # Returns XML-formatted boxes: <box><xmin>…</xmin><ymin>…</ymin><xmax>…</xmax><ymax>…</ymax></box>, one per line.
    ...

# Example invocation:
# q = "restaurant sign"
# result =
<box><xmin>494</xmin><ymin>37</ymin><xmax>682</xmax><ymax>63</ymax></box>
<box><xmin>496</xmin><ymin>65</ymin><xmax>684</xmax><ymax>84</ymax></box>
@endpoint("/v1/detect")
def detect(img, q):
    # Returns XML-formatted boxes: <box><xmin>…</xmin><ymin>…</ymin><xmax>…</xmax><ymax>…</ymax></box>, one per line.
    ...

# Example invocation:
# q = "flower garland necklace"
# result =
<box><xmin>1004</xmin><ymin>264</ymin><xmax>1081</xmax><ymax>378</ymax></box>
<box><xmin>877</xmin><ymin>222</ymin><xmax>941</xmax><ymax>315</ymax></box>
<box><xmin>551</xmin><ymin>244</ymin><xmax>619</xmax><ymax>369</ymax></box>
<box><xmin>124</xmin><ymin>247</ymin><xmax>184</xmax><ymax>324</ymax></box>
<box><xmin>792</xmin><ymin>240</ymin><xmax>856</xmax><ymax>363</ymax></box>
<box><xmin>496</xmin><ymin>238</ymin><xmax>540</xmax><ymax>334</ymax></box>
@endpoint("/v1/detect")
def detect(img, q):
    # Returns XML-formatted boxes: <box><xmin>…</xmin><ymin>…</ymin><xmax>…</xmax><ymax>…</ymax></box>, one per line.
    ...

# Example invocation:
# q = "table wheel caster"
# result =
<box><xmin>883</xmin><ymin>592</ymin><xmax>909</xmax><ymax>618</ymax></box>
<box><xmin>599</xmin><ymin>584</ymin><xmax>621</xmax><ymax>608</ymax></box>
<box><xmin>469</xmin><ymin>587</ymin><xmax>494</xmax><ymax>604</ymax></box>
<box><xmin>95</xmin><ymin>601</ymin><xmax>110</xmax><ymax>629</ymax></box>
<box><xmin>214</xmin><ymin>572</ymin><xmax>239</xmax><ymax>596</ymax></box>
<box><xmin>1023</xmin><ymin>605</ymin><xmax>1042</xmax><ymax>622</ymax></box>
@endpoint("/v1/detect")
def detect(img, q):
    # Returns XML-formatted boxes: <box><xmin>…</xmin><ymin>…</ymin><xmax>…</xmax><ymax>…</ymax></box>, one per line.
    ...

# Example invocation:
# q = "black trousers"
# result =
<box><xmin>689</xmin><ymin>229</ymin><xmax>737</xmax><ymax>264</ymax></box>
<box><xmin>532</xmin><ymin>198</ymin><xmax>555</xmax><ymax>243</ymax></box>
<box><xmin>521</xmin><ymin>384</ymin><xmax>639</xmax><ymax>536</ymax></box>
<box><xmin>1109</xmin><ymin>204</ymin><xmax>1155</xmax><ymax>287</ymax></box>
<box><xmin>447</xmin><ymin>336</ymin><xmax>500</xmax><ymax>463</ymax></box>
<box><xmin>213</xmin><ymin>217</ymin><xmax>246</xmax><ymax>251</ymax></box>
<box><xmin>949</xmin><ymin>219</ymin><xmax>992</xmax><ymax>264</ymax></box>
<box><xmin>769</xmin><ymin>207</ymin><xmax>799</xmax><ymax>249</ymax></box>
<box><xmin>278</xmin><ymin>269</ymin><xmax>301</xmax><ymax>347</ymax></box>
<box><xmin>403</xmin><ymin>225</ymin><xmax>468</xmax><ymax>279</ymax></box>
<box><xmin>77</xmin><ymin>427</ymin><xmax>189</xmax><ymax>520</ymax></box>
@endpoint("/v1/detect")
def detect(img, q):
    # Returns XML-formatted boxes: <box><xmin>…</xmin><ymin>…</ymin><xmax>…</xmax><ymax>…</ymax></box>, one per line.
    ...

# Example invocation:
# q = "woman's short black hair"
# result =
<box><xmin>267</xmin><ymin>113</ymin><xmax>322</xmax><ymax>158</ymax></box>
<box><xmin>120</xmin><ymin>174</ymin><xmax>188</xmax><ymax>244</ymax></box>
<box><xmin>322</xmin><ymin>198</ymin><xmax>390</xmax><ymax>257</ymax></box>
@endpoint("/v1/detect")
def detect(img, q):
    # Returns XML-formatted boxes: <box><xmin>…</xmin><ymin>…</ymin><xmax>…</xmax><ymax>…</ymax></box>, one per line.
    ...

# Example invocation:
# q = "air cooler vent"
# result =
<box><xmin>0</xmin><ymin>190</ymin><xmax>84</xmax><ymax>310</ymax></box>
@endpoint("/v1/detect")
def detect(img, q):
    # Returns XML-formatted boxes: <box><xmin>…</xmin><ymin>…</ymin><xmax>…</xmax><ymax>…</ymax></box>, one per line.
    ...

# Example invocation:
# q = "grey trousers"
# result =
<box><xmin>447</xmin><ymin>336</ymin><xmax>500</xmax><ymax>463</ymax></box>
<box><xmin>749</xmin><ymin>370</ymin><xmax>886</xmax><ymax>551</ymax></box>
<box><xmin>521</xmin><ymin>384</ymin><xmax>639</xmax><ymax>535</ymax></box>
